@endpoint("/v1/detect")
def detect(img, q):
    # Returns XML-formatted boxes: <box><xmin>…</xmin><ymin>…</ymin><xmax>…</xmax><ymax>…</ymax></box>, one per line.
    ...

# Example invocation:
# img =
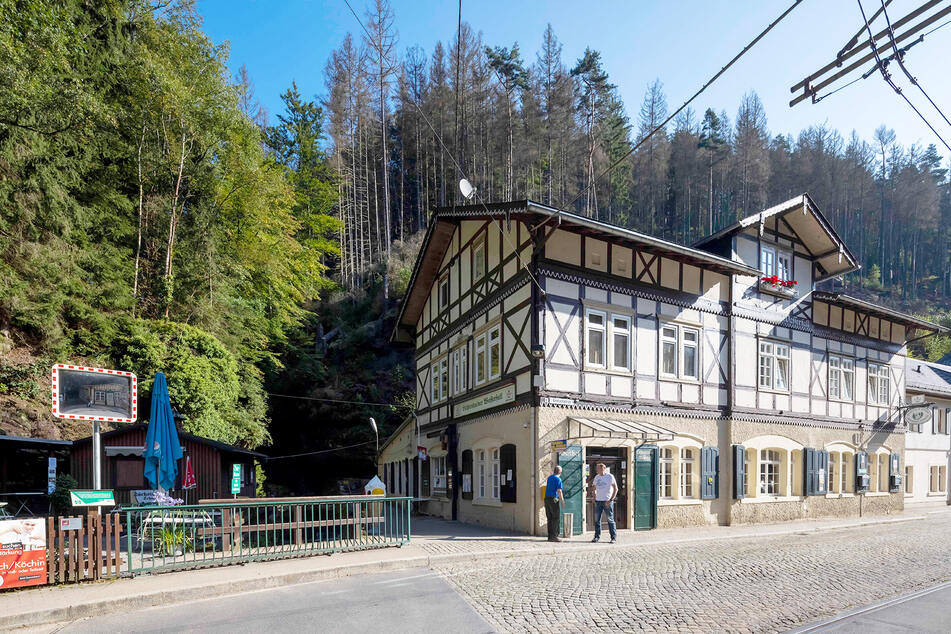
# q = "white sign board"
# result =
<box><xmin>455</xmin><ymin>384</ymin><xmax>515</xmax><ymax>417</ymax></box>
<box><xmin>59</xmin><ymin>518</ymin><xmax>82</xmax><ymax>531</ymax></box>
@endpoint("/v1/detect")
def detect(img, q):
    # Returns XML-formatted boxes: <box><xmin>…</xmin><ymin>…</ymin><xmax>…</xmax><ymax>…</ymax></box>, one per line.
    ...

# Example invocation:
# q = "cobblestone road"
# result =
<box><xmin>432</xmin><ymin>513</ymin><xmax>951</xmax><ymax>633</ymax></box>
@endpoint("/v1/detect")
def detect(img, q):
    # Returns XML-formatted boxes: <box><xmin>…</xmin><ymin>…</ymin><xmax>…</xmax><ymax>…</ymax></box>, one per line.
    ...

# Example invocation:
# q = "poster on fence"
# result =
<box><xmin>0</xmin><ymin>519</ymin><xmax>47</xmax><ymax>589</ymax></box>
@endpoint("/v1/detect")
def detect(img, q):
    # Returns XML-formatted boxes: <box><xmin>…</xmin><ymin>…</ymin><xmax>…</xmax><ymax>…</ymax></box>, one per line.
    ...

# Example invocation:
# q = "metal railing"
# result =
<box><xmin>125</xmin><ymin>495</ymin><xmax>410</xmax><ymax>576</ymax></box>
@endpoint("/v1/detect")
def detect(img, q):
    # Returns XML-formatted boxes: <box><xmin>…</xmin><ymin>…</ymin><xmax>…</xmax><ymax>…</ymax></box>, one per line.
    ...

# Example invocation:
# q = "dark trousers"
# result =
<box><xmin>544</xmin><ymin>496</ymin><xmax>560</xmax><ymax>539</ymax></box>
<box><xmin>593</xmin><ymin>500</ymin><xmax>616</xmax><ymax>540</ymax></box>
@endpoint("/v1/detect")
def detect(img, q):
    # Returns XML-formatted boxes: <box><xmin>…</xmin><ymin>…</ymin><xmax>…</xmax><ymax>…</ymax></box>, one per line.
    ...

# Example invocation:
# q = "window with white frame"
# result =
<box><xmin>432</xmin><ymin>456</ymin><xmax>447</xmax><ymax>494</ymax></box>
<box><xmin>759</xmin><ymin>449</ymin><xmax>781</xmax><ymax>496</ymax></box>
<box><xmin>828</xmin><ymin>355</ymin><xmax>854</xmax><ymax>401</ymax></box>
<box><xmin>659</xmin><ymin>323</ymin><xmax>700</xmax><ymax>381</ymax></box>
<box><xmin>473</xmin><ymin>241</ymin><xmax>486</xmax><ymax>281</ymax></box>
<box><xmin>452</xmin><ymin>346</ymin><xmax>468</xmax><ymax>396</ymax></box>
<box><xmin>868</xmin><ymin>363</ymin><xmax>891</xmax><ymax>405</ymax></box>
<box><xmin>438</xmin><ymin>276</ymin><xmax>450</xmax><ymax>311</ymax></box>
<box><xmin>492</xmin><ymin>448</ymin><xmax>500</xmax><ymax>499</ymax></box>
<box><xmin>758</xmin><ymin>341</ymin><xmax>790</xmax><ymax>391</ymax></box>
<box><xmin>610</xmin><ymin>315</ymin><xmax>631</xmax><ymax>371</ymax></box>
<box><xmin>930</xmin><ymin>465</ymin><xmax>946</xmax><ymax>493</ymax></box>
<box><xmin>828</xmin><ymin>452</ymin><xmax>837</xmax><ymax>494</ymax></box>
<box><xmin>743</xmin><ymin>449</ymin><xmax>751</xmax><ymax>497</ymax></box>
<box><xmin>430</xmin><ymin>356</ymin><xmax>448</xmax><ymax>403</ymax></box>
<box><xmin>938</xmin><ymin>408</ymin><xmax>949</xmax><ymax>435</ymax></box>
<box><xmin>878</xmin><ymin>454</ymin><xmax>888</xmax><ymax>492</ymax></box>
<box><xmin>478</xmin><ymin>450</ymin><xmax>486</xmax><ymax>498</ymax></box>
<box><xmin>431</xmin><ymin>357</ymin><xmax>449</xmax><ymax>403</ymax></box>
<box><xmin>659</xmin><ymin>448</ymin><xmax>674</xmax><ymax>498</ymax></box>
<box><xmin>680</xmin><ymin>448</ymin><xmax>695</xmax><ymax>498</ymax></box>
<box><xmin>760</xmin><ymin>244</ymin><xmax>792</xmax><ymax>279</ymax></box>
<box><xmin>586</xmin><ymin>309</ymin><xmax>606</xmax><ymax>367</ymax></box>
<box><xmin>474</xmin><ymin>324</ymin><xmax>502</xmax><ymax>385</ymax></box>
<box><xmin>841</xmin><ymin>452</ymin><xmax>851</xmax><ymax>493</ymax></box>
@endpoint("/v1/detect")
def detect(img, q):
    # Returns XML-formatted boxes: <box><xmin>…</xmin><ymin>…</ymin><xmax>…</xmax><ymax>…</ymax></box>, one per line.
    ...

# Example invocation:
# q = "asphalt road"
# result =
<box><xmin>800</xmin><ymin>581</ymin><xmax>951</xmax><ymax>633</ymax></box>
<box><xmin>58</xmin><ymin>568</ymin><xmax>495</xmax><ymax>634</ymax></box>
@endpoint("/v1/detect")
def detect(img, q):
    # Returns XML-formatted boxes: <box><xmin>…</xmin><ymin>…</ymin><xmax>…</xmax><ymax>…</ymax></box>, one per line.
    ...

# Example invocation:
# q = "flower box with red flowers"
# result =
<box><xmin>759</xmin><ymin>275</ymin><xmax>798</xmax><ymax>298</ymax></box>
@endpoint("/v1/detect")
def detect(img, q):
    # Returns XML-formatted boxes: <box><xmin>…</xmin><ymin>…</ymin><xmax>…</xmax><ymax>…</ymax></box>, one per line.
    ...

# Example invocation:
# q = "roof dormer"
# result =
<box><xmin>693</xmin><ymin>194</ymin><xmax>859</xmax><ymax>283</ymax></box>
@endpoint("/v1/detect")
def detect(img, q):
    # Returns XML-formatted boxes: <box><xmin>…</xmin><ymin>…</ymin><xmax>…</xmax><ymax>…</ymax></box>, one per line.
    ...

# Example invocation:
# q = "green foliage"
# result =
<box><xmin>0</xmin><ymin>361</ymin><xmax>45</xmax><ymax>399</ymax></box>
<box><xmin>0</xmin><ymin>1</ymin><xmax>339</xmax><ymax>450</ymax></box>
<box><xmin>255</xmin><ymin>460</ymin><xmax>266</xmax><ymax>497</ymax></box>
<box><xmin>866</xmin><ymin>264</ymin><xmax>883</xmax><ymax>291</ymax></box>
<box><xmin>112</xmin><ymin>318</ymin><xmax>270</xmax><ymax>448</ymax></box>
<box><xmin>51</xmin><ymin>473</ymin><xmax>78</xmax><ymax>516</ymax></box>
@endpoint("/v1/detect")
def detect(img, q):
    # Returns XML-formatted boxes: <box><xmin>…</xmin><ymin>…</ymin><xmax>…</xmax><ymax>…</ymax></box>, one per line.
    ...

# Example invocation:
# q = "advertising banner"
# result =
<box><xmin>0</xmin><ymin>519</ymin><xmax>47</xmax><ymax>589</ymax></box>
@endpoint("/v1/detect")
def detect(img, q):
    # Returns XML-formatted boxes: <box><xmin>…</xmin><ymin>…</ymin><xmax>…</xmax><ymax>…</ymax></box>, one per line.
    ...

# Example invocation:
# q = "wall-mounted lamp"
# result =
<box><xmin>531</xmin><ymin>344</ymin><xmax>546</xmax><ymax>360</ymax></box>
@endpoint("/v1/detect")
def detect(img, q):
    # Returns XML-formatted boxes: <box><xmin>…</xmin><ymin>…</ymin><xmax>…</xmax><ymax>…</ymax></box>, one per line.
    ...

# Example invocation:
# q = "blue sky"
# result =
<box><xmin>197</xmin><ymin>0</ymin><xmax>951</xmax><ymax>156</ymax></box>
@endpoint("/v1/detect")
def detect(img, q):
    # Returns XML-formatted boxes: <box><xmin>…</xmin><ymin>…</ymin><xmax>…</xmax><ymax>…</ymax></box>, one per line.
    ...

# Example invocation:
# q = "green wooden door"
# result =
<box><xmin>560</xmin><ymin>444</ymin><xmax>584</xmax><ymax>535</ymax></box>
<box><xmin>633</xmin><ymin>444</ymin><xmax>658</xmax><ymax>530</ymax></box>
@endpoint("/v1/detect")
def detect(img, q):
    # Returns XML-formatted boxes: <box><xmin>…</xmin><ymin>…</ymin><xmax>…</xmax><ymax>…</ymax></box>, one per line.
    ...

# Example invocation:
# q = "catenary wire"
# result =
<box><xmin>878</xmin><ymin>0</ymin><xmax>951</xmax><ymax>130</ymax></box>
<box><xmin>557</xmin><ymin>0</ymin><xmax>805</xmax><ymax>215</ymax></box>
<box><xmin>266</xmin><ymin>440</ymin><xmax>376</xmax><ymax>460</ymax></box>
<box><xmin>267</xmin><ymin>392</ymin><xmax>399</xmax><ymax>407</ymax></box>
<box><xmin>342</xmin><ymin>0</ymin><xmax>546</xmax><ymax>297</ymax></box>
<box><xmin>857</xmin><ymin>0</ymin><xmax>951</xmax><ymax>152</ymax></box>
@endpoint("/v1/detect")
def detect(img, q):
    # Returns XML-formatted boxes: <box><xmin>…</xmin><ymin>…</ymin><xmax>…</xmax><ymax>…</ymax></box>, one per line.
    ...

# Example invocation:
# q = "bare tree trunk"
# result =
<box><xmin>164</xmin><ymin>124</ymin><xmax>188</xmax><ymax>319</ymax></box>
<box><xmin>133</xmin><ymin>121</ymin><xmax>146</xmax><ymax>317</ymax></box>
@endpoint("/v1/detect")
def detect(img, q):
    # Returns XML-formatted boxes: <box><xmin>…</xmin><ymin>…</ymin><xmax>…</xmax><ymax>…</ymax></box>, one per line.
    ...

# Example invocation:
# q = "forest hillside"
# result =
<box><xmin>1</xmin><ymin>1</ymin><xmax>948</xmax><ymax>491</ymax></box>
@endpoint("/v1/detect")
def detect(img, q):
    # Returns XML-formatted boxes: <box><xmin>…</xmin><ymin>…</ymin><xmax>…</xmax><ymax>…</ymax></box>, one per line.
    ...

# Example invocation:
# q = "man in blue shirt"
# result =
<box><xmin>544</xmin><ymin>465</ymin><xmax>566</xmax><ymax>542</ymax></box>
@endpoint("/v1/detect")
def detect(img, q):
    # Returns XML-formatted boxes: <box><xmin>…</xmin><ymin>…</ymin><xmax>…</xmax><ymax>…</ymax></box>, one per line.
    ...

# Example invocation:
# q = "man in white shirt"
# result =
<box><xmin>591</xmin><ymin>463</ymin><xmax>618</xmax><ymax>543</ymax></box>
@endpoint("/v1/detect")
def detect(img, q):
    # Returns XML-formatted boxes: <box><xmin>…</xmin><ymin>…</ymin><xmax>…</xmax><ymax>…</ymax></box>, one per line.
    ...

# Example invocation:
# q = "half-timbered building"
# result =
<box><xmin>379</xmin><ymin>194</ymin><xmax>943</xmax><ymax>535</ymax></box>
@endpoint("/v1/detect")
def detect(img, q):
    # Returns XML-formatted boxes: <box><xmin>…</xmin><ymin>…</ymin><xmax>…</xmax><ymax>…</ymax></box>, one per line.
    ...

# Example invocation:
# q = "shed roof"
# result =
<box><xmin>812</xmin><ymin>291</ymin><xmax>944</xmax><ymax>333</ymax></box>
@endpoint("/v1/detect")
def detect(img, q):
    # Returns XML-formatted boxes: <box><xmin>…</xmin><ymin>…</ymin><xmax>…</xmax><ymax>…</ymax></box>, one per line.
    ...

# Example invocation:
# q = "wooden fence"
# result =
<box><xmin>46</xmin><ymin>511</ymin><xmax>123</xmax><ymax>584</ymax></box>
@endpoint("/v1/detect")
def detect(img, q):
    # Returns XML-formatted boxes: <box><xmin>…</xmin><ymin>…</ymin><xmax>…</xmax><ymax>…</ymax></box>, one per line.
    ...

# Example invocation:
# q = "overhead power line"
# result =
<box><xmin>266</xmin><ymin>440</ymin><xmax>375</xmax><ymax>460</ymax></box>
<box><xmin>267</xmin><ymin>392</ymin><xmax>399</xmax><ymax>407</ymax></box>
<box><xmin>790</xmin><ymin>0</ymin><xmax>951</xmax><ymax>107</ymax></box>
<box><xmin>878</xmin><ymin>0</ymin><xmax>951</xmax><ymax>130</ymax></box>
<box><xmin>558</xmin><ymin>0</ymin><xmax>805</xmax><ymax>215</ymax></box>
<box><xmin>855</xmin><ymin>0</ymin><xmax>951</xmax><ymax>152</ymax></box>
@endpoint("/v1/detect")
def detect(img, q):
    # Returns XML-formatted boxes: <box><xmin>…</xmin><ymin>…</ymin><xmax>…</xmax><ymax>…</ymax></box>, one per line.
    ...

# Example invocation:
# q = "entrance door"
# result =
<box><xmin>584</xmin><ymin>448</ymin><xmax>628</xmax><ymax>531</ymax></box>
<box><xmin>559</xmin><ymin>445</ymin><xmax>584</xmax><ymax>535</ymax></box>
<box><xmin>633</xmin><ymin>444</ymin><xmax>658</xmax><ymax>530</ymax></box>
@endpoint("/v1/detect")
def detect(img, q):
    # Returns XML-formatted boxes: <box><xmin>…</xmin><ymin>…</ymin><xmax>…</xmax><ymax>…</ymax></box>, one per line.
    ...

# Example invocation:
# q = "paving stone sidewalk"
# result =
<box><xmin>3</xmin><ymin>504</ymin><xmax>949</xmax><ymax>631</ymax></box>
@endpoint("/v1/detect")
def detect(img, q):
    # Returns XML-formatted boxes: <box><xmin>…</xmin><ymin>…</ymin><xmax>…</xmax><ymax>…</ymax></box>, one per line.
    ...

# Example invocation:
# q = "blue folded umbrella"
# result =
<box><xmin>143</xmin><ymin>372</ymin><xmax>183</xmax><ymax>491</ymax></box>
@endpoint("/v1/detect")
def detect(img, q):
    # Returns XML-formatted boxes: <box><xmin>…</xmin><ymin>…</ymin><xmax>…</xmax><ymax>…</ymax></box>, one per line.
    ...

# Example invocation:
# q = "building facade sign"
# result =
<box><xmin>455</xmin><ymin>384</ymin><xmax>515</xmax><ymax>417</ymax></box>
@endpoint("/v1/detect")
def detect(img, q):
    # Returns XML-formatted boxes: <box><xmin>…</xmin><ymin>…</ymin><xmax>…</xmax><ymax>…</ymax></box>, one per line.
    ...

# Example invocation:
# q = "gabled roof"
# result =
<box><xmin>693</xmin><ymin>193</ymin><xmax>860</xmax><ymax>282</ymax></box>
<box><xmin>392</xmin><ymin>200</ymin><xmax>760</xmax><ymax>343</ymax></box>
<box><xmin>812</xmin><ymin>291</ymin><xmax>945</xmax><ymax>333</ymax></box>
<box><xmin>906</xmin><ymin>359</ymin><xmax>951</xmax><ymax>397</ymax></box>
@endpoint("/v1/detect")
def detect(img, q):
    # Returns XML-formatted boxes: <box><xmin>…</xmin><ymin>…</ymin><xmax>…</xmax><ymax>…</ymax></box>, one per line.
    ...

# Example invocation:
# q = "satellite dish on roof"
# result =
<box><xmin>459</xmin><ymin>178</ymin><xmax>476</xmax><ymax>200</ymax></box>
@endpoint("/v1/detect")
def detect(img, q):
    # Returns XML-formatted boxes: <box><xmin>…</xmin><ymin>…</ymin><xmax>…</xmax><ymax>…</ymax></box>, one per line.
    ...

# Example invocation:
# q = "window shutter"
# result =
<box><xmin>933</xmin><ymin>408</ymin><xmax>937</xmax><ymax>435</ymax></box>
<box><xmin>500</xmin><ymin>444</ymin><xmax>517</xmax><ymax>503</ymax></box>
<box><xmin>700</xmin><ymin>446</ymin><xmax>719</xmax><ymax>499</ymax></box>
<box><xmin>461</xmin><ymin>450</ymin><xmax>473</xmax><ymax>500</ymax></box>
<box><xmin>733</xmin><ymin>445</ymin><xmax>745</xmax><ymax>499</ymax></box>
<box><xmin>804</xmin><ymin>448</ymin><xmax>816</xmax><ymax>496</ymax></box>
<box><xmin>421</xmin><ymin>459</ymin><xmax>431</xmax><ymax>498</ymax></box>
<box><xmin>817</xmin><ymin>450</ymin><xmax>829</xmax><ymax>495</ymax></box>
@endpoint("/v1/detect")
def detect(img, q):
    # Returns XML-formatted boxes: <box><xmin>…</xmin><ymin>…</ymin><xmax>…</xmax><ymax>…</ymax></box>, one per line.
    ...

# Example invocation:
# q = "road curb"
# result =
<box><xmin>0</xmin><ymin>512</ymin><xmax>931</xmax><ymax>630</ymax></box>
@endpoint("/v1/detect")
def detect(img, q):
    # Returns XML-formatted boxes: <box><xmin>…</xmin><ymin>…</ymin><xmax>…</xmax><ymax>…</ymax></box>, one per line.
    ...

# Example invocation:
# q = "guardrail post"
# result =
<box><xmin>354</xmin><ymin>502</ymin><xmax>362</xmax><ymax>541</ymax></box>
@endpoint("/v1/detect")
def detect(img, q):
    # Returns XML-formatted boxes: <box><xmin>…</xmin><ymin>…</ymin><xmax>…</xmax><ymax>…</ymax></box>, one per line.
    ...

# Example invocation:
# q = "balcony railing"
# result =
<box><xmin>759</xmin><ymin>278</ymin><xmax>797</xmax><ymax>299</ymax></box>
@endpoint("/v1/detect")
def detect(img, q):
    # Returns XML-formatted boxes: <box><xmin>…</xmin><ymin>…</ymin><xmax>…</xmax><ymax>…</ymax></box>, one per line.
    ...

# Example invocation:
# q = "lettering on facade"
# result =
<box><xmin>455</xmin><ymin>384</ymin><xmax>515</xmax><ymax>417</ymax></box>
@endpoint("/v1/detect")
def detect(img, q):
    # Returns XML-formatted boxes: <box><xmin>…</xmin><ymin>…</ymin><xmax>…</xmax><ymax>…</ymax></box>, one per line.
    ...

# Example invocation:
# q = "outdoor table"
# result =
<box><xmin>0</xmin><ymin>491</ymin><xmax>45</xmax><ymax>516</ymax></box>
